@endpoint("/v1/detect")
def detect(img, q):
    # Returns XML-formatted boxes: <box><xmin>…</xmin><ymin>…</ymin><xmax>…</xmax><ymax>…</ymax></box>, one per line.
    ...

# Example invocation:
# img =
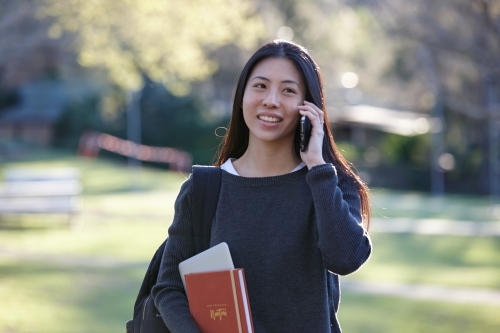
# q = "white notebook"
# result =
<box><xmin>178</xmin><ymin>242</ymin><xmax>234</xmax><ymax>291</ymax></box>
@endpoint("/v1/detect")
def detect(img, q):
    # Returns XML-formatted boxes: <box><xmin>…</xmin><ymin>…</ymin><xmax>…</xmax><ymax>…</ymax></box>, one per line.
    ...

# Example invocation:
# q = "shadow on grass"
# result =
<box><xmin>53</xmin><ymin>265</ymin><xmax>148</xmax><ymax>333</ymax></box>
<box><xmin>0</xmin><ymin>260</ymin><xmax>146</xmax><ymax>333</ymax></box>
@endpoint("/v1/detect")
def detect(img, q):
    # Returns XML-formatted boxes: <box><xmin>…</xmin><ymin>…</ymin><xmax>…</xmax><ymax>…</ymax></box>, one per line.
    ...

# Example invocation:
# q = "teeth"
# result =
<box><xmin>259</xmin><ymin>116</ymin><xmax>282</xmax><ymax>123</ymax></box>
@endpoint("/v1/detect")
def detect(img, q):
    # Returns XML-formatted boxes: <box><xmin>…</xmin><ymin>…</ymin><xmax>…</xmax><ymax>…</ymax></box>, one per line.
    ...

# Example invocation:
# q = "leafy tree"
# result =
<box><xmin>40</xmin><ymin>0</ymin><xmax>266</xmax><ymax>95</ymax></box>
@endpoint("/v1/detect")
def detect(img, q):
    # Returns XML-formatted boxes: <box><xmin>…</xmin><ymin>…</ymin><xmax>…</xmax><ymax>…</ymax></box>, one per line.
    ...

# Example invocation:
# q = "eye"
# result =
<box><xmin>283</xmin><ymin>88</ymin><xmax>296</xmax><ymax>94</ymax></box>
<box><xmin>253</xmin><ymin>83</ymin><xmax>266</xmax><ymax>89</ymax></box>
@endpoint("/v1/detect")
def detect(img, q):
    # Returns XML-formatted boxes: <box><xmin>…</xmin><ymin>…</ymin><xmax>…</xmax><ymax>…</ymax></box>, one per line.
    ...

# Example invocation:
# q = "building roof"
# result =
<box><xmin>0</xmin><ymin>80</ymin><xmax>94</xmax><ymax>125</ymax></box>
<box><xmin>329</xmin><ymin>104</ymin><xmax>431</xmax><ymax>136</ymax></box>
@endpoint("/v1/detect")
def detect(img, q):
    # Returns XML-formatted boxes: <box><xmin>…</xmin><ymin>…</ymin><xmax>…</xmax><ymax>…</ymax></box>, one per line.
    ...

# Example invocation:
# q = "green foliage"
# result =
<box><xmin>0</xmin><ymin>88</ymin><xmax>20</xmax><ymax>109</ymax></box>
<box><xmin>379</xmin><ymin>133</ymin><xmax>429</xmax><ymax>166</ymax></box>
<box><xmin>140</xmin><ymin>82</ymin><xmax>226</xmax><ymax>164</ymax></box>
<box><xmin>53</xmin><ymin>95</ymin><xmax>105</xmax><ymax>149</ymax></box>
<box><xmin>443</xmin><ymin>109</ymin><xmax>486</xmax><ymax>174</ymax></box>
<box><xmin>336</xmin><ymin>141</ymin><xmax>361</xmax><ymax>162</ymax></box>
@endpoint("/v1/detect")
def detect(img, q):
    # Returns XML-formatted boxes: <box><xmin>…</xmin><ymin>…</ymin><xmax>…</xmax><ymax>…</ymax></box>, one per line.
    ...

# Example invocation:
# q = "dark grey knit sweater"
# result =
<box><xmin>152</xmin><ymin>163</ymin><xmax>372</xmax><ymax>333</ymax></box>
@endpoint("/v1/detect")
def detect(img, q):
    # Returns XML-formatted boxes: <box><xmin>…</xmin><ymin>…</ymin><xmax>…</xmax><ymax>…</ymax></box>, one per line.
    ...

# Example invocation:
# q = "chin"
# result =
<box><xmin>254</xmin><ymin>133</ymin><xmax>295</xmax><ymax>146</ymax></box>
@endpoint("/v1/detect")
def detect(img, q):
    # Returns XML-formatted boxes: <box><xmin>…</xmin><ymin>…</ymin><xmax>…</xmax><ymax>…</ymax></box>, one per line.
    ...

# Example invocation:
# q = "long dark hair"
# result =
<box><xmin>215</xmin><ymin>40</ymin><xmax>370</xmax><ymax>229</ymax></box>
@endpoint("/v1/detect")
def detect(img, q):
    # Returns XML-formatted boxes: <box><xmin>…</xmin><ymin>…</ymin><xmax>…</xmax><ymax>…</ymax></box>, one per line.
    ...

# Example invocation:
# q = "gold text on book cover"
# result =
<box><xmin>210</xmin><ymin>308</ymin><xmax>227</xmax><ymax>320</ymax></box>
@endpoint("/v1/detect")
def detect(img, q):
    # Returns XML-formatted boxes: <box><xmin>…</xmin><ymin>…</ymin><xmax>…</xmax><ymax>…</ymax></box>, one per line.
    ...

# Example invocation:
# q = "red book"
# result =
<box><xmin>185</xmin><ymin>269</ymin><xmax>254</xmax><ymax>333</ymax></box>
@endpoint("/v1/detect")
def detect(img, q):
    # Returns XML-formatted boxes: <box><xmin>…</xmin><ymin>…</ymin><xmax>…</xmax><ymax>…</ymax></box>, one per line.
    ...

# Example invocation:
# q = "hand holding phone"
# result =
<box><xmin>300</xmin><ymin>115</ymin><xmax>312</xmax><ymax>152</ymax></box>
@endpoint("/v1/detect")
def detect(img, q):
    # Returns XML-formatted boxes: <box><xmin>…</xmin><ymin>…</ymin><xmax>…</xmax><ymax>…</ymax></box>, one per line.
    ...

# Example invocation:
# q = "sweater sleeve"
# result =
<box><xmin>152</xmin><ymin>175</ymin><xmax>201</xmax><ymax>333</ymax></box>
<box><xmin>306</xmin><ymin>163</ymin><xmax>372</xmax><ymax>275</ymax></box>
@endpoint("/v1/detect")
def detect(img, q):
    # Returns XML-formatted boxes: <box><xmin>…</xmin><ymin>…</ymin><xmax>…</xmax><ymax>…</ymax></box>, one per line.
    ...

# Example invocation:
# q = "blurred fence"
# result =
<box><xmin>77</xmin><ymin>131</ymin><xmax>192</xmax><ymax>172</ymax></box>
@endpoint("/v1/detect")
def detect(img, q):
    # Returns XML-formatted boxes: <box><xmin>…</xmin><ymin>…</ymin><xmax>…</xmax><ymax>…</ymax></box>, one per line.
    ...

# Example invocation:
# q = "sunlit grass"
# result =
<box><xmin>339</xmin><ymin>293</ymin><xmax>500</xmax><ymax>333</ymax></box>
<box><xmin>0</xmin><ymin>220</ymin><xmax>169</xmax><ymax>261</ymax></box>
<box><xmin>83</xmin><ymin>189</ymin><xmax>178</xmax><ymax>216</ymax></box>
<box><xmin>347</xmin><ymin>233</ymin><xmax>500</xmax><ymax>289</ymax></box>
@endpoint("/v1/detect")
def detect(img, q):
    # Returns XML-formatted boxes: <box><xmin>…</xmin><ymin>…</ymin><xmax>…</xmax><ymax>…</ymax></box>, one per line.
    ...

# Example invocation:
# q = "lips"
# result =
<box><xmin>258</xmin><ymin>115</ymin><xmax>283</xmax><ymax>123</ymax></box>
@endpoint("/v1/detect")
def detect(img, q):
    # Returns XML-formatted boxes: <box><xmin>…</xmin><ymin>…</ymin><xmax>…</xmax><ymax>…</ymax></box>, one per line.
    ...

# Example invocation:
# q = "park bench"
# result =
<box><xmin>0</xmin><ymin>168</ymin><xmax>82</xmax><ymax>225</ymax></box>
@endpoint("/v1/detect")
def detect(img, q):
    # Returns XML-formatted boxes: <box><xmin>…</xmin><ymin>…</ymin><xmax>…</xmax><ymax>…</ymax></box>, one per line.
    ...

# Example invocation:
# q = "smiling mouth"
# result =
<box><xmin>258</xmin><ymin>115</ymin><xmax>283</xmax><ymax>123</ymax></box>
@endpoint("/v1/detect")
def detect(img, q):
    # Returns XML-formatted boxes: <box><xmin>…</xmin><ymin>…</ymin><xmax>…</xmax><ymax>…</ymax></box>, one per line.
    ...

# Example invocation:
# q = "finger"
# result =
<box><xmin>299</xmin><ymin>108</ymin><xmax>321</xmax><ymax>123</ymax></box>
<box><xmin>301</xmin><ymin>101</ymin><xmax>324</xmax><ymax>123</ymax></box>
<box><xmin>299</xmin><ymin>110</ymin><xmax>324</xmax><ymax>131</ymax></box>
<box><xmin>299</xmin><ymin>105</ymin><xmax>323</xmax><ymax>124</ymax></box>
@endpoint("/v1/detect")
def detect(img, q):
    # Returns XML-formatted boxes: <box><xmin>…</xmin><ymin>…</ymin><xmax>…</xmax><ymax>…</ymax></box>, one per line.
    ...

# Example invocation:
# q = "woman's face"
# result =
<box><xmin>242</xmin><ymin>57</ymin><xmax>306</xmax><ymax>148</ymax></box>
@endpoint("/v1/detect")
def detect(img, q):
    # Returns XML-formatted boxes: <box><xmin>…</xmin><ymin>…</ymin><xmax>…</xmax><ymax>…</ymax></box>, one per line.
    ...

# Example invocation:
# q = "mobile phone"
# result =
<box><xmin>300</xmin><ymin>115</ymin><xmax>312</xmax><ymax>152</ymax></box>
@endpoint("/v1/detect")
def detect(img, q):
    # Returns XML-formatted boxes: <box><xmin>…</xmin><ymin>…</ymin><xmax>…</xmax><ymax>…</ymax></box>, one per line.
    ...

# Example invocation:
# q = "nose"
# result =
<box><xmin>262</xmin><ymin>89</ymin><xmax>280</xmax><ymax>108</ymax></box>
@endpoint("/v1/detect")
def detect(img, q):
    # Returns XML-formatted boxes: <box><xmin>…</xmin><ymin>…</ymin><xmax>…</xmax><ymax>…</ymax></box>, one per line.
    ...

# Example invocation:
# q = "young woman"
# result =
<box><xmin>152</xmin><ymin>40</ymin><xmax>372</xmax><ymax>333</ymax></box>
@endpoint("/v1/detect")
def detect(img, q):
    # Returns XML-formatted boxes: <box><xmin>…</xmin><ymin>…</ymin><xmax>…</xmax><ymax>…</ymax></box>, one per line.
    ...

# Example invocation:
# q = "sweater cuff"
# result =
<box><xmin>306</xmin><ymin>163</ymin><xmax>337</xmax><ymax>183</ymax></box>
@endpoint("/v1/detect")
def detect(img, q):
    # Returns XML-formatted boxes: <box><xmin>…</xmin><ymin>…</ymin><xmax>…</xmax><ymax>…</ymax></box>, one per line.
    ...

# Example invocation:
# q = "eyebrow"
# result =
<box><xmin>250</xmin><ymin>76</ymin><xmax>301</xmax><ymax>87</ymax></box>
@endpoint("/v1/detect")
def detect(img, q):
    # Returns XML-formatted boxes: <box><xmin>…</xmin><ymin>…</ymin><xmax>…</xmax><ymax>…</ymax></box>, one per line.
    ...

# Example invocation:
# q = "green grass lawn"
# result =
<box><xmin>348</xmin><ymin>233</ymin><xmax>500</xmax><ymax>289</ymax></box>
<box><xmin>1</xmin><ymin>147</ymin><xmax>499</xmax><ymax>332</ymax></box>
<box><xmin>338</xmin><ymin>293</ymin><xmax>500</xmax><ymax>333</ymax></box>
<box><xmin>0</xmin><ymin>258</ymin><xmax>141</xmax><ymax>333</ymax></box>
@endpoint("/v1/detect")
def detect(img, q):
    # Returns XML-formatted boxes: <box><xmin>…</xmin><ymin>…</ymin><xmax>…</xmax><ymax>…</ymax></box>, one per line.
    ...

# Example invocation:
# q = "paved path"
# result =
<box><xmin>0</xmin><ymin>247</ymin><xmax>146</xmax><ymax>269</ymax></box>
<box><xmin>372</xmin><ymin>218</ymin><xmax>500</xmax><ymax>236</ymax></box>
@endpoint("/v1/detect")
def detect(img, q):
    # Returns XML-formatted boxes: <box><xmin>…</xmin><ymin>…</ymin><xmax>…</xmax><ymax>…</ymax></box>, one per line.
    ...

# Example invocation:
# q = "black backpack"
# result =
<box><xmin>126</xmin><ymin>166</ymin><xmax>222</xmax><ymax>333</ymax></box>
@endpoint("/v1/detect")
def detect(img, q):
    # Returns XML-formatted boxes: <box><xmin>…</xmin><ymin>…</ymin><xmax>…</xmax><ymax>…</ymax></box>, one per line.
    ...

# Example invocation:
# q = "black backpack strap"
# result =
<box><xmin>128</xmin><ymin>166</ymin><xmax>222</xmax><ymax>333</ymax></box>
<box><xmin>192</xmin><ymin>165</ymin><xmax>222</xmax><ymax>254</ymax></box>
<box><xmin>132</xmin><ymin>238</ymin><xmax>168</xmax><ymax>333</ymax></box>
